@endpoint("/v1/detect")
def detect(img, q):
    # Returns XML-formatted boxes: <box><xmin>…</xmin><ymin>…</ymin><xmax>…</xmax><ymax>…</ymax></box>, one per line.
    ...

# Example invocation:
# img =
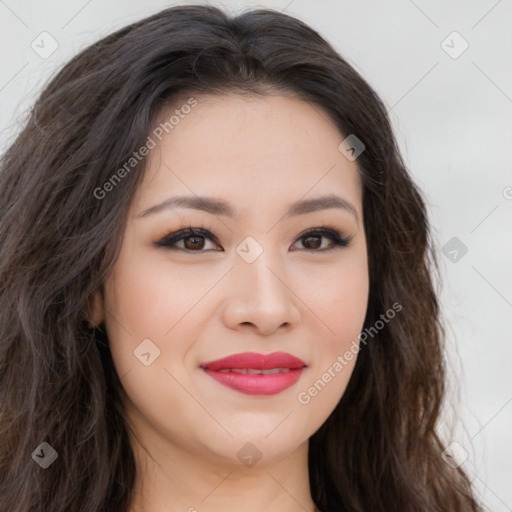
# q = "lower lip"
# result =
<box><xmin>202</xmin><ymin>368</ymin><xmax>304</xmax><ymax>395</ymax></box>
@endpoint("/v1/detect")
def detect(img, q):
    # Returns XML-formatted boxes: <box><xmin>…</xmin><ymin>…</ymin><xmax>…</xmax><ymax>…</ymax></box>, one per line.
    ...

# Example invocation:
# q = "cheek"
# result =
<box><xmin>108</xmin><ymin>251</ymin><xmax>196</xmax><ymax>334</ymax></box>
<box><xmin>315</xmin><ymin>283</ymin><xmax>368</xmax><ymax>373</ymax></box>
<box><xmin>102</xmin><ymin>250</ymin><xmax>197</xmax><ymax>380</ymax></box>
<box><xmin>295</xmin><ymin>252</ymin><xmax>368</xmax><ymax>410</ymax></box>
<box><xmin>331</xmin><ymin>269</ymin><xmax>368</xmax><ymax>341</ymax></box>
<box><xmin>299</xmin><ymin>252</ymin><xmax>369</xmax><ymax>343</ymax></box>
<box><xmin>102</xmin><ymin>256</ymin><xmax>204</xmax><ymax>432</ymax></box>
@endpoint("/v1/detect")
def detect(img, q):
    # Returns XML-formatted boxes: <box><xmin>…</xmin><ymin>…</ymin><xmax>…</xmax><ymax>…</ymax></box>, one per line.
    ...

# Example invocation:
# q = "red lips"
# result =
<box><xmin>200</xmin><ymin>352</ymin><xmax>306</xmax><ymax>396</ymax></box>
<box><xmin>201</xmin><ymin>351</ymin><xmax>306</xmax><ymax>371</ymax></box>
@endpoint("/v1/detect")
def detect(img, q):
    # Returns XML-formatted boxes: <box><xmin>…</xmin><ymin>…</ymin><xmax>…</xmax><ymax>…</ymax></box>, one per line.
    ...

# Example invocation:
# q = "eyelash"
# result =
<box><xmin>154</xmin><ymin>223</ymin><xmax>352</xmax><ymax>252</ymax></box>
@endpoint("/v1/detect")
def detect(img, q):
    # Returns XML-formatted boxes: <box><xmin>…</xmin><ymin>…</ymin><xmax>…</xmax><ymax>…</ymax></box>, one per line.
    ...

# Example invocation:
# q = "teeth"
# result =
<box><xmin>262</xmin><ymin>368</ymin><xmax>290</xmax><ymax>375</ymax></box>
<box><xmin>216</xmin><ymin>368</ymin><xmax>291</xmax><ymax>375</ymax></box>
<box><xmin>245</xmin><ymin>368</ymin><xmax>264</xmax><ymax>375</ymax></box>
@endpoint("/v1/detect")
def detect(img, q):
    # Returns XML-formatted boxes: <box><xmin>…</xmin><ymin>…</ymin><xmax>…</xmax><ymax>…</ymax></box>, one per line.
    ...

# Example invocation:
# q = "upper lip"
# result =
<box><xmin>200</xmin><ymin>352</ymin><xmax>306</xmax><ymax>371</ymax></box>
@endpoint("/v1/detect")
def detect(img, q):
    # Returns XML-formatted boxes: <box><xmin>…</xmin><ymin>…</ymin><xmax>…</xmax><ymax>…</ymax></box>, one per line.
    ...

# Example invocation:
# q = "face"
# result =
<box><xmin>92</xmin><ymin>92</ymin><xmax>369</xmax><ymax>468</ymax></box>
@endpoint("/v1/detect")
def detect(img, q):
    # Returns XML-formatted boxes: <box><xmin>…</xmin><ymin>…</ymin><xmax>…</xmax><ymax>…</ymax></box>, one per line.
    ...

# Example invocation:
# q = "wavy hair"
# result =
<box><xmin>0</xmin><ymin>5</ymin><xmax>481</xmax><ymax>511</ymax></box>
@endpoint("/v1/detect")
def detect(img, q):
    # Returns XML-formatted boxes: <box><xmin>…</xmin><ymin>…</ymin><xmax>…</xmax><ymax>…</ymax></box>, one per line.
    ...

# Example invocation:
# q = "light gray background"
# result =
<box><xmin>1</xmin><ymin>1</ymin><xmax>510</xmax><ymax>510</ymax></box>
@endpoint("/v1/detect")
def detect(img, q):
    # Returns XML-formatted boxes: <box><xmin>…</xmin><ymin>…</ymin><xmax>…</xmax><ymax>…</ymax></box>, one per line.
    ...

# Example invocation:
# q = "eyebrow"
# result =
<box><xmin>138</xmin><ymin>194</ymin><xmax>359</xmax><ymax>221</ymax></box>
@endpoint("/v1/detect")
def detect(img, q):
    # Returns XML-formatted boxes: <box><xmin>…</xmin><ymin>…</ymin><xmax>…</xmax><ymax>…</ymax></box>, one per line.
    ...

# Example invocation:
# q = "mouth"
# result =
<box><xmin>200</xmin><ymin>352</ymin><xmax>306</xmax><ymax>396</ymax></box>
<box><xmin>216</xmin><ymin>367</ymin><xmax>292</xmax><ymax>374</ymax></box>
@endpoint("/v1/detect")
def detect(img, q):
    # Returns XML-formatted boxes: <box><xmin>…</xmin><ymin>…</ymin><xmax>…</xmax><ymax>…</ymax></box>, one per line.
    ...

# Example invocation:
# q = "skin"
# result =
<box><xmin>91</xmin><ymin>92</ymin><xmax>369</xmax><ymax>512</ymax></box>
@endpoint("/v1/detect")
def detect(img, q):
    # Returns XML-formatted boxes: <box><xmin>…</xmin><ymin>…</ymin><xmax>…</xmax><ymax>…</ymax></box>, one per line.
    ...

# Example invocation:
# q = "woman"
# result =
<box><xmin>0</xmin><ymin>5</ymin><xmax>482</xmax><ymax>511</ymax></box>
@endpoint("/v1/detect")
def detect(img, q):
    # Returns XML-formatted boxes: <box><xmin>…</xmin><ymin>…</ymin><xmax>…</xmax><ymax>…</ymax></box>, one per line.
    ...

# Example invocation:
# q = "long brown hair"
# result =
<box><xmin>0</xmin><ymin>5</ymin><xmax>481</xmax><ymax>511</ymax></box>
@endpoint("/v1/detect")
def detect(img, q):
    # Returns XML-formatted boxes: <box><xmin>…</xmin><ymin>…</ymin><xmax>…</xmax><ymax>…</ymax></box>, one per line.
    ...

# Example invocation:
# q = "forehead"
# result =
<box><xmin>134</xmin><ymin>92</ymin><xmax>363</xmax><ymax>221</ymax></box>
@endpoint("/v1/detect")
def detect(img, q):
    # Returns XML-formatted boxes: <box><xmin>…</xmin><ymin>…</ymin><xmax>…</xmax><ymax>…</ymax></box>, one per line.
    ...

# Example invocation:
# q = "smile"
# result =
<box><xmin>200</xmin><ymin>352</ymin><xmax>306</xmax><ymax>395</ymax></box>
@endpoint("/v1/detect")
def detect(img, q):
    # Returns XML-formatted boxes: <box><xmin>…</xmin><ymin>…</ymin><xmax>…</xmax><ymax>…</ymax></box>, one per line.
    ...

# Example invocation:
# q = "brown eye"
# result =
<box><xmin>302</xmin><ymin>234</ymin><xmax>322</xmax><ymax>250</ymax></box>
<box><xmin>292</xmin><ymin>228</ymin><xmax>352</xmax><ymax>251</ymax></box>
<box><xmin>155</xmin><ymin>228</ymin><xmax>221</xmax><ymax>252</ymax></box>
<box><xmin>183</xmin><ymin>234</ymin><xmax>206</xmax><ymax>250</ymax></box>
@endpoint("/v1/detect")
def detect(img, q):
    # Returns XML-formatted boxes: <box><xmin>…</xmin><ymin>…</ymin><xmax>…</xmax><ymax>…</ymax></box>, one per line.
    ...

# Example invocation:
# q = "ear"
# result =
<box><xmin>88</xmin><ymin>287</ymin><xmax>105</xmax><ymax>328</ymax></box>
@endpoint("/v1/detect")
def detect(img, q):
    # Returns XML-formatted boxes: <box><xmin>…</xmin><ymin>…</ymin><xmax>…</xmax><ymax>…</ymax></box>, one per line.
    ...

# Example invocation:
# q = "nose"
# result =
<box><xmin>220</xmin><ymin>248</ymin><xmax>301</xmax><ymax>336</ymax></box>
